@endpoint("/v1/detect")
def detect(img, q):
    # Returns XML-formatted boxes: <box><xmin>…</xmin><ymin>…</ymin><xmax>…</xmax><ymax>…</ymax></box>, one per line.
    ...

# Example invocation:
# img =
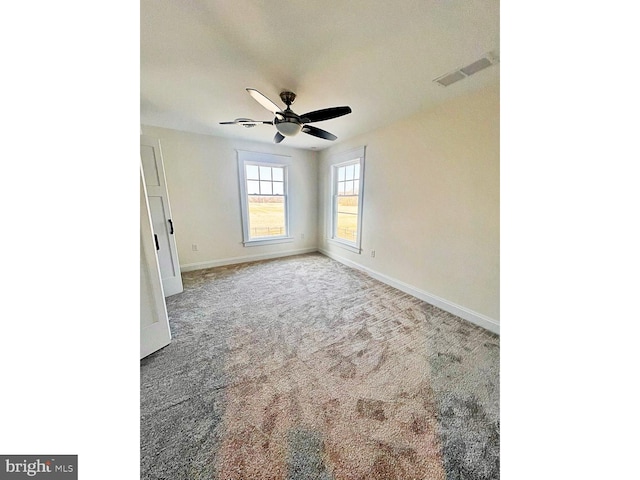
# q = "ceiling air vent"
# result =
<box><xmin>434</xmin><ymin>52</ymin><xmax>499</xmax><ymax>87</ymax></box>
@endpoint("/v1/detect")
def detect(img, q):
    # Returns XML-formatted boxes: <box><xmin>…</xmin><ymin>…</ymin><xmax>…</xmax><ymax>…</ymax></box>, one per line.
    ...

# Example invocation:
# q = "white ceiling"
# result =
<box><xmin>141</xmin><ymin>0</ymin><xmax>499</xmax><ymax>150</ymax></box>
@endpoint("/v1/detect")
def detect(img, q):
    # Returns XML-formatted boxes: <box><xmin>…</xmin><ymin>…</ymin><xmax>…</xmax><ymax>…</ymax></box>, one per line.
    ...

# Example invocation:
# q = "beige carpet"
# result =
<box><xmin>141</xmin><ymin>253</ymin><xmax>499</xmax><ymax>479</ymax></box>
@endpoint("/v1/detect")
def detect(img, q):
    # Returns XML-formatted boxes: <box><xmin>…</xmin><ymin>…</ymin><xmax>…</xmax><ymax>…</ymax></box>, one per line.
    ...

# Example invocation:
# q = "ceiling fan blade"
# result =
<box><xmin>302</xmin><ymin>125</ymin><xmax>337</xmax><ymax>141</ymax></box>
<box><xmin>220</xmin><ymin>118</ymin><xmax>273</xmax><ymax>128</ymax></box>
<box><xmin>274</xmin><ymin>132</ymin><xmax>285</xmax><ymax>143</ymax></box>
<box><xmin>237</xmin><ymin>120</ymin><xmax>273</xmax><ymax>125</ymax></box>
<box><xmin>300</xmin><ymin>106</ymin><xmax>351</xmax><ymax>123</ymax></box>
<box><xmin>247</xmin><ymin>88</ymin><xmax>282</xmax><ymax>115</ymax></box>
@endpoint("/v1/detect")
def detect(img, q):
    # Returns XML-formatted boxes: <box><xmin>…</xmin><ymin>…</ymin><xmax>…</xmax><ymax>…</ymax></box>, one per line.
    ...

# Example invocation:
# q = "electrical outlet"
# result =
<box><xmin>192</xmin><ymin>244</ymin><xmax>198</xmax><ymax>251</ymax></box>
<box><xmin>371</xmin><ymin>250</ymin><xmax>376</xmax><ymax>258</ymax></box>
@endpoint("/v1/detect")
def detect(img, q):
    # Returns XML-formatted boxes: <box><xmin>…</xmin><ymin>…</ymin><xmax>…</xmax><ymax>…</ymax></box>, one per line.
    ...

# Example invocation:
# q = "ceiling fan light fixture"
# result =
<box><xmin>275</xmin><ymin>121</ymin><xmax>302</xmax><ymax>137</ymax></box>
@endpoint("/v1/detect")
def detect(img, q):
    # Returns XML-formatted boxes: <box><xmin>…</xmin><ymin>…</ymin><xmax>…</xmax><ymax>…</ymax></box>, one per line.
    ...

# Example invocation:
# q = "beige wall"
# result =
<box><xmin>140</xmin><ymin>125</ymin><xmax>319</xmax><ymax>269</ymax></box>
<box><xmin>318</xmin><ymin>85</ymin><xmax>499</xmax><ymax>321</ymax></box>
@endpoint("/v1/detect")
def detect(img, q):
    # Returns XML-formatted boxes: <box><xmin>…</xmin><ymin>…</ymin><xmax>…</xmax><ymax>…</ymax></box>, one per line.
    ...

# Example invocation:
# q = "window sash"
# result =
<box><xmin>246</xmin><ymin>164</ymin><xmax>287</xmax><ymax>240</ymax></box>
<box><xmin>237</xmin><ymin>151</ymin><xmax>293</xmax><ymax>246</ymax></box>
<box><xmin>247</xmin><ymin>195</ymin><xmax>286</xmax><ymax>239</ymax></box>
<box><xmin>329</xmin><ymin>147</ymin><xmax>365</xmax><ymax>253</ymax></box>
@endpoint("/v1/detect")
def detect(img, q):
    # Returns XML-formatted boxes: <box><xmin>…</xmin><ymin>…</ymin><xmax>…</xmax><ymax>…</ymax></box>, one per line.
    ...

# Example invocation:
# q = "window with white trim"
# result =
<box><xmin>238</xmin><ymin>151</ymin><xmax>293</xmax><ymax>246</ymax></box>
<box><xmin>329</xmin><ymin>146</ymin><xmax>365</xmax><ymax>253</ymax></box>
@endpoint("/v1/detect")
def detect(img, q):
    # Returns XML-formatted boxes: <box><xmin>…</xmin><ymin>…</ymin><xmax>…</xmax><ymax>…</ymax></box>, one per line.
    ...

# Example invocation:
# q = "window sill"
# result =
<box><xmin>243</xmin><ymin>236</ymin><xmax>294</xmax><ymax>247</ymax></box>
<box><xmin>328</xmin><ymin>238</ymin><xmax>361</xmax><ymax>254</ymax></box>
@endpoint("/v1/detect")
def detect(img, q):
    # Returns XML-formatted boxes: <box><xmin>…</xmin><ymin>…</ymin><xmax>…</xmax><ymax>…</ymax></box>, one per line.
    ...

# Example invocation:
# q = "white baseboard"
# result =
<box><xmin>180</xmin><ymin>247</ymin><xmax>319</xmax><ymax>272</ymax></box>
<box><xmin>318</xmin><ymin>248</ymin><xmax>500</xmax><ymax>335</ymax></box>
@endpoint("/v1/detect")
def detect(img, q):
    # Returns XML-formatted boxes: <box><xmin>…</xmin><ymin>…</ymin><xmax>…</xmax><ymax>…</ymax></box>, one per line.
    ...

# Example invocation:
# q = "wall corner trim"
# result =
<box><xmin>318</xmin><ymin>248</ymin><xmax>500</xmax><ymax>335</ymax></box>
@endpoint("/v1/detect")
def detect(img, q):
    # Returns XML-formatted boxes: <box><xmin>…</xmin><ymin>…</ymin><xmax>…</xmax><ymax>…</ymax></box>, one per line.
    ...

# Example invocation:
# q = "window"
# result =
<box><xmin>238</xmin><ymin>151</ymin><xmax>293</xmax><ymax>246</ymax></box>
<box><xmin>330</xmin><ymin>146</ymin><xmax>365</xmax><ymax>253</ymax></box>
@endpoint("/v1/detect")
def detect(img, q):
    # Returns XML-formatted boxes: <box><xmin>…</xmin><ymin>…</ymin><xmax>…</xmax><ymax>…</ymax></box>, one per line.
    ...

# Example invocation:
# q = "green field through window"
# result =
<box><xmin>336</xmin><ymin>195</ymin><xmax>358</xmax><ymax>241</ymax></box>
<box><xmin>248</xmin><ymin>196</ymin><xmax>285</xmax><ymax>238</ymax></box>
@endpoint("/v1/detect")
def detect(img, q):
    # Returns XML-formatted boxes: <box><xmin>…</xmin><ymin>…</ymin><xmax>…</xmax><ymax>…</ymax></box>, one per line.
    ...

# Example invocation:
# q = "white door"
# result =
<box><xmin>140</xmin><ymin>135</ymin><xmax>183</xmax><ymax>296</ymax></box>
<box><xmin>140</xmin><ymin>168</ymin><xmax>171</xmax><ymax>358</ymax></box>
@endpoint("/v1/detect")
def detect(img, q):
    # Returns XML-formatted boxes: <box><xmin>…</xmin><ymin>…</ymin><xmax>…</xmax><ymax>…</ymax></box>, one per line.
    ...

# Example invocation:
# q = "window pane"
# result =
<box><xmin>336</xmin><ymin>195</ymin><xmax>358</xmax><ymax>243</ymax></box>
<box><xmin>272</xmin><ymin>181</ymin><xmax>284</xmax><ymax>195</ymax></box>
<box><xmin>354</xmin><ymin>180</ymin><xmax>359</xmax><ymax>195</ymax></box>
<box><xmin>247</xmin><ymin>180</ymin><xmax>260</xmax><ymax>194</ymax></box>
<box><xmin>336</xmin><ymin>211</ymin><xmax>358</xmax><ymax>242</ymax></box>
<box><xmin>353</xmin><ymin>163</ymin><xmax>360</xmax><ymax>180</ymax></box>
<box><xmin>272</xmin><ymin>167</ymin><xmax>283</xmax><ymax>181</ymax></box>
<box><xmin>248</xmin><ymin>196</ymin><xmax>286</xmax><ymax>238</ymax></box>
<box><xmin>337</xmin><ymin>195</ymin><xmax>358</xmax><ymax>212</ymax></box>
<box><xmin>345</xmin><ymin>164</ymin><xmax>354</xmax><ymax>181</ymax></box>
<box><xmin>260</xmin><ymin>181</ymin><xmax>272</xmax><ymax>195</ymax></box>
<box><xmin>338</xmin><ymin>181</ymin><xmax>345</xmax><ymax>195</ymax></box>
<box><xmin>338</xmin><ymin>166</ymin><xmax>345</xmax><ymax>181</ymax></box>
<box><xmin>344</xmin><ymin>180</ymin><xmax>354</xmax><ymax>195</ymax></box>
<box><xmin>259</xmin><ymin>166</ymin><xmax>272</xmax><ymax>181</ymax></box>
<box><xmin>246</xmin><ymin>164</ymin><xmax>259</xmax><ymax>180</ymax></box>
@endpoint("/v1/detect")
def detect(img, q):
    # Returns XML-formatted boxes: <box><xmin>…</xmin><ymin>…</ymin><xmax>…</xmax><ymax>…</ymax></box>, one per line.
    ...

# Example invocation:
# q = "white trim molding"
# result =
<box><xmin>180</xmin><ymin>247</ymin><xmax>318</xmax><ymax>272</ymax></box>
<box><xmin>318</xmin><ymin>248</ymin><xmax>500</xmax><ymax>335</ymax></box>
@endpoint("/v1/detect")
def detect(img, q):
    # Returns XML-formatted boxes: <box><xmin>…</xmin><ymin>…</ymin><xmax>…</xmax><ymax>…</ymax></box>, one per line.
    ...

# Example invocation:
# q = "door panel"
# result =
<box><xmin>140</xmin><ymin>144</ymin><xmax>161</xmax><ymax>187</ymax></box>
<box><xmin>140</xmin><ymin>169</ymin><xmax>171</xmax><ymax>358</ymax></box>
<box><xmin>140</xmin><ymin>135</ymin><xmax>183</xmax><ymax>297</ymax></box>
<box><xmin>147</xmin><ymin>196</ymin><xmax>177</xmax><ymax>280</ymax></box>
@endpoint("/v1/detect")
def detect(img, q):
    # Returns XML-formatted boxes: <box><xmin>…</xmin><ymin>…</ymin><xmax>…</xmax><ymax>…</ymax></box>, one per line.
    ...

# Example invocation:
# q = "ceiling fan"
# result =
<box><xmin>220</xmin><ymin>88</ymin><xmax>352</xmax><ymax>143</ymax></box>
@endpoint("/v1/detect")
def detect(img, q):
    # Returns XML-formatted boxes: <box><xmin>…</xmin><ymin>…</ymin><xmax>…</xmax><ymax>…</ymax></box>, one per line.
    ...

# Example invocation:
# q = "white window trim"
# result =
<box><xmin>237</xmin><ymin>150</ymin><xmax>294</xmax><ymax>247</ymax></box>
<box><xmin>328</xmin><ymin>146</ymin><xmax>366</xmax><ymax>254</ymax></box>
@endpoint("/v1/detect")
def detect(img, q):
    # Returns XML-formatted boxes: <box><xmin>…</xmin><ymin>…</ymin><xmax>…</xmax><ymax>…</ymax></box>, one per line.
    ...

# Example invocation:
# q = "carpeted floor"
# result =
<box><xmin>141</xmin><ymin>253</ymin><xmax>499</xmax><ymax>479</ymax></box>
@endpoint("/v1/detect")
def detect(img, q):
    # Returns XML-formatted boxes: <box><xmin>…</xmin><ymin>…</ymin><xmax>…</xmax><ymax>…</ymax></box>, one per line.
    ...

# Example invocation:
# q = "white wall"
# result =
<box><xmin>318</xmin><ymin>85</ymin><xmax>499</xmax><ymax>325</ymax></box>
<box><xmin>140</xmin><ymin>126</ymin><xmax>319</xmax><ymax>270</ymax></box>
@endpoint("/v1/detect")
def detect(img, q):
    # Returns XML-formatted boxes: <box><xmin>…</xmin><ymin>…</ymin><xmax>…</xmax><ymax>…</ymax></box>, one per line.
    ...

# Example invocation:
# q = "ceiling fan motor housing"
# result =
<box><xmin>279</xmin><ymin>91</ymin><xmax>296</xmax><ymax>106</ymax></box>
<box><xmin>274</xmin><ymin>91</ymin><xmax>302</xmax><ymax>136</ymax></box>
